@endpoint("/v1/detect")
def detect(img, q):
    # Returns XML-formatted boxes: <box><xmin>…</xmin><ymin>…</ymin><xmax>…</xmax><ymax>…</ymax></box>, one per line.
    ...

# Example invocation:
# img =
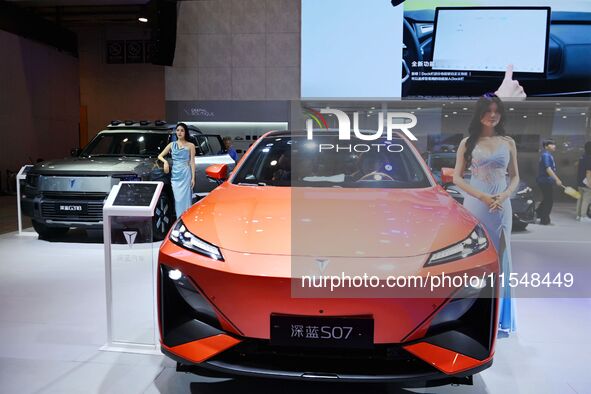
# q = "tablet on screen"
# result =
<box><xmin>432</xmin><ymin>7</ymin><xmax>550</xmax><ymax>76</ymax></box>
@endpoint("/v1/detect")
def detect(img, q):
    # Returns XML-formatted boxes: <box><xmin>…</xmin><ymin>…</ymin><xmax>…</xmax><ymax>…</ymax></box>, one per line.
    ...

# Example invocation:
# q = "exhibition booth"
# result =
<box><xmin>1</xmin><ymin>0</ymin><xmax>591</xmax><ymax>393</ymax></box>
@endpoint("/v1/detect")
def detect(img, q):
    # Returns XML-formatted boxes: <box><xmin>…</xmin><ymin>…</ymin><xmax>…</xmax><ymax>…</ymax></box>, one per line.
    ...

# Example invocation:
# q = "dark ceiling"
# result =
<box><xmin>5</xmin><ymin>0</ymin><xmax>150</xmax><ymax>25</ymax></box>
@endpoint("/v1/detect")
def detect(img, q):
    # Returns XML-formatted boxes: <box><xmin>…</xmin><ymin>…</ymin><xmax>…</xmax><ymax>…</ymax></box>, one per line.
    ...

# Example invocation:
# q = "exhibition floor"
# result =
<box><xmin>0</xmin><ymin>204</ymin><xmax>590</xmax><ymax>394</ymax></box>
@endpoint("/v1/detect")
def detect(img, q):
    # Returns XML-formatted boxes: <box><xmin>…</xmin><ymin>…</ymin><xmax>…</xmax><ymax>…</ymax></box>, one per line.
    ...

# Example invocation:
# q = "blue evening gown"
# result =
<box><xmin>462</xmin><ymin>142</ymin><xmax>516</xmax><ymax>332</ymax></box>
<box><xmin>171</xmin><ymin>142</ymin><xmax>192</xmax><ymax>217</ymax></box>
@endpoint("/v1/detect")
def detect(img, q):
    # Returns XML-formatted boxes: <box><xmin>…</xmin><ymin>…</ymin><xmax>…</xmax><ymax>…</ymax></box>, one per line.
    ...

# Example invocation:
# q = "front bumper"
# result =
<box><xmin>21</xmin><ymin>191</ymin><xmax>107</xmax><ymax>228</ymax></box>
<box><xmin>162</xmin><ymin>342</ymin><xmax>492</xmax><ymax>382</ymax></box>
<box><xmin>158</xmin><ymin>245</ymin><xmax>499</xmax><ymax>381</ymax></box>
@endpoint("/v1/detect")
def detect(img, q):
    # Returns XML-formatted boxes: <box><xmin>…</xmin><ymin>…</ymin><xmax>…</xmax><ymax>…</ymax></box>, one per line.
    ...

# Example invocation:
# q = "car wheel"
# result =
<box><xmin>153</xmin><ymin>192</ymin><xmax>173</xmax><ymax>241</ymax></box>
<box><xmin>32</xmin><ymin>220</ymin><xmax>69</xmax><ymax>239</ymax></box>
<box><xmin>512</xmin><ymin>221</ymin><xmax>528</xmax><ymax>232</ymax></box>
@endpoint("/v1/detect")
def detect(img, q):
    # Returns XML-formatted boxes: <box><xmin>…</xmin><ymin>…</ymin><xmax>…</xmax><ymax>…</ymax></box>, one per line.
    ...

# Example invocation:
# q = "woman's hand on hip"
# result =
<box><xmin>191</xmin><ymin>177</ymin><xmax>195</xmax><ymax>188</ymax></box>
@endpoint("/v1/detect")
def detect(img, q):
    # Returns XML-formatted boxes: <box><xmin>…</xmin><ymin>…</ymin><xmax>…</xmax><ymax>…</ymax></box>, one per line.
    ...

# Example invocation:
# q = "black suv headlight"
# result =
<box><xmin>25</xmin><ymin>173</ymin><xmax>39</xmax><ymax>188</ymax></box>
<box><xmin>169</xmin><ymin>219</ymin><xmax>224</xmax><ymax>261</ymax></box>
<box><xmin>425</xmin><ymin>224</ymin><xmax>488</xmax><ymax>266</ymax></box>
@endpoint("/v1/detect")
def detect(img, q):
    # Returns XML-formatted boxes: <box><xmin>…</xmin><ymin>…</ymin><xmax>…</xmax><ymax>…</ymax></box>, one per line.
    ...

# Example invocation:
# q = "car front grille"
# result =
<box><xmin>40</xmin><ymin>192</ymin><xmax>107</xmax><ymax>222</ymax></box>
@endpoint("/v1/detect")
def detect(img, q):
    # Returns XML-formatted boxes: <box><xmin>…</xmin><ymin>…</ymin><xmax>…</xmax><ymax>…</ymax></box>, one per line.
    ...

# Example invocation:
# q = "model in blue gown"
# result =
<box><xmin>463</xmin><ymin>142</ymin><xmax>516</xmax><ymax>332</ymax></box>
<box><xmin>171</xmin><ymin>141</ymin><xmax>192</xmax><ymax>217</ymax></box>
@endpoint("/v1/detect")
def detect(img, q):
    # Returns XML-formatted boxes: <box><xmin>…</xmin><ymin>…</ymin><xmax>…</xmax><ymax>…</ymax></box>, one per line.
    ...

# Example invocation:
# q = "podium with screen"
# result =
<box><xmin>102</xmin><ymin>181</ymin><xmax>164</xmax><ymax>354</ymax></box>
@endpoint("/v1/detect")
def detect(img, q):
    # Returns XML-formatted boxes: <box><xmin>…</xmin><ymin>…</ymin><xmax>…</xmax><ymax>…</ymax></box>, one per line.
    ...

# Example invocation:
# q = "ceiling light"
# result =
<box><xmin>538</xmin><ymin>112</ymin><xmax>543</xmax><ymax>115</ymax></box>
<box><xmin>138</xmin><ymin>17</ymin><xmax>148</xmax><ymax>23</ymax></box>
<box><xmin>509</xmin><ymin>108</ymin><xmax>514</xmax><ymax>111</ymax></box>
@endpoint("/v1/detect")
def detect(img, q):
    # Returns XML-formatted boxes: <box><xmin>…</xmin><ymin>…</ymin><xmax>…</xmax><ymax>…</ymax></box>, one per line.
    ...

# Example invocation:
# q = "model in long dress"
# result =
<box><xmin>454</xmin><ymin>95</ymin><xmax>519</xmax><ymax>333</ymax></box>
<box><xmin>171</xmin><ymin>141</ymin><xmax>192</xmax><ymax>216</ymax></box>
<box><xmin>463</xmin><ymin>143</ymin><xmax>516</xmax><ymax>331</ymax></box>
<box><xmin>158</xmin><ymin>123</ymin><xmax>196</xmax><ymax>218</ymax></box>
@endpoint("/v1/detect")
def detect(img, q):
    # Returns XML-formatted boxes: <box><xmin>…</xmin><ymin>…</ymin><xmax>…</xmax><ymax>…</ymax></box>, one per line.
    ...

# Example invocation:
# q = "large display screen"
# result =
<box><xmin>432</xmin><ymin>7</ymin><xmax>550</xmax><ymax>74</ymax></box>
<box><xmin>301</xmin><ymin>0</ymin><xmax>403</xmax><ymax>98</ymax></box>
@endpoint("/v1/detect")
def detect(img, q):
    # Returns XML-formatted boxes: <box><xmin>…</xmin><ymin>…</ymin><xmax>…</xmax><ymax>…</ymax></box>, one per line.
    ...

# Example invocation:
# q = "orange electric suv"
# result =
<box><xmin>158</xmin><ymin>130</ymin><xmax>500</xmax><ymax>383</ymax></box>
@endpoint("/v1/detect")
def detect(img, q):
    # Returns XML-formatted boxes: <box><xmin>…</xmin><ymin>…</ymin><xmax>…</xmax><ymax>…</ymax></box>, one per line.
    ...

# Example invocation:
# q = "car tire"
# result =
<box><xmin>512</xmin><ymin>222</ymin><xmax>528</xmax><ymax>232</ymax></box>
<box><xmin>32</xmin><ymin>220</ymin><xmax>69</xmax><ymax>239</ymax></box>
<box><xmin>153</xmin><ymin>192</ymin><xmax>174</xmax><ymax>241</ymax></box>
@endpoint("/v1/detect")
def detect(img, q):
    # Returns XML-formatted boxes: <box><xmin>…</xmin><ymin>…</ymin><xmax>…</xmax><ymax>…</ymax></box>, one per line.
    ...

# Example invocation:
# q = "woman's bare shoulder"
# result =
<box><xmin>500</xmin><ymin>135</ymin><xmax>516</xmax><ymax>149</ymax></box>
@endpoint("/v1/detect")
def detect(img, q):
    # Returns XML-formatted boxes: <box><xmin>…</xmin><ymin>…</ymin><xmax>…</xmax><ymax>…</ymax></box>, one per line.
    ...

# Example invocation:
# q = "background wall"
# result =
<box><xmin>0</xmin><ymin>30</ymin><xmax>79</xmax><ymax>189</ymax></box>
<box><xmin>76</xmin><ymin>25</ymin><xmax>165</xmax><ymax>142</ymax></box>
<box><xmin>166</xmin><ymin>0</ymin><xmax>300</xmax><ymax>101</ymax></box>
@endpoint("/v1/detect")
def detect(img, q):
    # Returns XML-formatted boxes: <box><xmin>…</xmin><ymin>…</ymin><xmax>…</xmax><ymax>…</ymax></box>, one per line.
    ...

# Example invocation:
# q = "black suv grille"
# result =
<box><xmin>40</xmin><ymin>192</ymin><xmax>107</xmax><ymax>222</ymax></box>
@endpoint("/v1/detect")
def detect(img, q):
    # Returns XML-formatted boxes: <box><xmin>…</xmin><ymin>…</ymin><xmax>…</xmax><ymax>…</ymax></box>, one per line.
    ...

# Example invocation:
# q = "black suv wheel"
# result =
<box><xmin>153</xmin><ymin>192</ymin><xmax>174</xmax><ymax>241</ymax></box>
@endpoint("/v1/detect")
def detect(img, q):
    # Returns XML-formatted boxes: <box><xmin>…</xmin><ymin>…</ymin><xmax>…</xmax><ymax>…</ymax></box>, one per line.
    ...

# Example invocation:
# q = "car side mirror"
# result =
<box><xmin>441</xmin><ymin>167</ymin><xmax>454</xmax><ymax>184</ymax></box>
<box><xmin>206</xmin><ymin>164</ymin><xmax>228</xmax><ymax>182</ymax></box>
<box><xmin>71</xmin><ymin>148</ymin><xmax>81</xmax><ymax>157</ymax></box>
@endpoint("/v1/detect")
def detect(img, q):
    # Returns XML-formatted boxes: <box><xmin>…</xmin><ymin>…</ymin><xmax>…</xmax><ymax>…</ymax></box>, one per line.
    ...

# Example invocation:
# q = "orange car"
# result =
<box><xmin>158</xmin><ymin>130</ymin><xmax>499</xmax><ymax>383</ymax></box>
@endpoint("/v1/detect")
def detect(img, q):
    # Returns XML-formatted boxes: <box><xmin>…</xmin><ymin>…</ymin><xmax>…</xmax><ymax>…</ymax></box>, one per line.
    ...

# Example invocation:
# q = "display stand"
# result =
<box><xmin>16</xmin><ymin>165</ymin><xmax>36</xmax><ymax>236</ymax></box>
<box><xmin>101</xmin><ymin>181</ymin><xmax>164</xmax><ymax>354</ymax></box>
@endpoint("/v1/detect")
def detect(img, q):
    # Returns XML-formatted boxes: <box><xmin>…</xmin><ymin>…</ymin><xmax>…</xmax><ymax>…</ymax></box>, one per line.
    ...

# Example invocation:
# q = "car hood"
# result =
<box><xmin>32</xmin><ymin>156</ymin><xmax>154</xmax><ymax>175</ymax></box>
<box><xmin>182</xmin><ymin>183</ymin><xmax>478</xmax><ymax>258</ymax></box>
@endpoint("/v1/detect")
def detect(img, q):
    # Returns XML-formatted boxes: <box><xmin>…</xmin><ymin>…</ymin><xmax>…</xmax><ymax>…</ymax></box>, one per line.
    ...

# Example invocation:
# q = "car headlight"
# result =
<box><xmin>25</xmin><ymin>173</ymin><xmax>39</xmax><ymax>188</ymax></box>
<box><xmin>426</xmin><ymin>224</ymin><xmax>488</xmax><ymax>266</ymax></box>
<box><xmin>169</xmin><ymin>219</ymin><xmax>224</xmax><ymax>261</ymax></box>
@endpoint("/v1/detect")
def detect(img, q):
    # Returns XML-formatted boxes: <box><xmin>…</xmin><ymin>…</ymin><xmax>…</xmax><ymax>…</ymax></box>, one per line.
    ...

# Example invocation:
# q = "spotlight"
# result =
<box><xmin>138</xmin><ymin>17</ymin><xmax>149</xmax><ymax>23</ymax></box>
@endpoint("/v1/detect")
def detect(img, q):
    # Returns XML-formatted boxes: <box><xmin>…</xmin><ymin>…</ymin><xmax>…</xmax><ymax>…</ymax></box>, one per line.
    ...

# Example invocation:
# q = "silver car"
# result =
<box><xmin>21</xmin><ymin>121</ymin><xmax>235</xmax><ymax>240</ymax></box>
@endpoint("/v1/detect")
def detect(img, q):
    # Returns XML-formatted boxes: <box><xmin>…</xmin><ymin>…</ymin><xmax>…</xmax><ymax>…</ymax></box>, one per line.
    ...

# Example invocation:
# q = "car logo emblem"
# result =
<box><xmin>315</xmin><ymin>258</ymin><xmax>329</xmax><ymax>273</ymax></box>
<box><xmin>69</xmin><ymin>179</ymin><xmax>76</xmax><ymax>188</ymax></box>
<box><xmin>123</xmin><ymin>231</ymin><xmax>137</xmax><ymax>248</ymax></box>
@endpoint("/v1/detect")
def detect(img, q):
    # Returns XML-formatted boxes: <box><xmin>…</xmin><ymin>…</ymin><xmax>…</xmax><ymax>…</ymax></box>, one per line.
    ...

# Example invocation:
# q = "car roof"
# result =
<box><xmin>101</xmin><ymin>122</ymin><xmax>202</xmax><ymax>134</ymax></box>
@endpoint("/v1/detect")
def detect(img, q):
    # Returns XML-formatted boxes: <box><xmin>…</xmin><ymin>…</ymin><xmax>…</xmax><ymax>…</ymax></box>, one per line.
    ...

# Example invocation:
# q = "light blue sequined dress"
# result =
<box><xmin>463</xmin><ymin>142</ymin><xmax>516</xmax><ymax>332</ymax></box>
<box><xmin>171</xmin><ymin>142</ymin><xmax>192</xmax><ymax>217</ymax></box>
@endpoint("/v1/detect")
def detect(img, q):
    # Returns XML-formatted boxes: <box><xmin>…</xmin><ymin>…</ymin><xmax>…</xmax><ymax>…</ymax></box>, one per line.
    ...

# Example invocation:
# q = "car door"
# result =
<box><xmin>193</xmin><ymin>134</ymin><xmax>237</xmax><ymax>197</ymax></box>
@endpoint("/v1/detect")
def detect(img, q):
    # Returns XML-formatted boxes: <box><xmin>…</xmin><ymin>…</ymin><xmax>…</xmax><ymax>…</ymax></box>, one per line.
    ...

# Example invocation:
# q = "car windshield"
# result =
<box><xmin>233</xmin><ymin>135</ymin><xmax>431</xmax><ymax>189</ymax></box>
<box><xmin>81</xmin><ymin>132</ymin><xmax>170</xmax><ymax>157</ymax></box>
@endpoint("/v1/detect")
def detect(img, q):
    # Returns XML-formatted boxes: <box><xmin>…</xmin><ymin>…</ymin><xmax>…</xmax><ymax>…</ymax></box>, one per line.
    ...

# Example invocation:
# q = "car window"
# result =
<box><xmin>233</xmin><ymin>135</ymin><xmax>431</xmax><ymax>188</ymax></box>
<box><xmin>206</xmin><ymin>136</ymin><xmax>223</xmax><ymax>156</ymax></box>
<box><xmin>195</xmin><ymin>136</ymin><xmax>211</xmax><ymax>156</ymax></box>
<box><xmin>81</xmin><ymin>132</ymin><xmax>170</xmax><ymax>157</ymax></box>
